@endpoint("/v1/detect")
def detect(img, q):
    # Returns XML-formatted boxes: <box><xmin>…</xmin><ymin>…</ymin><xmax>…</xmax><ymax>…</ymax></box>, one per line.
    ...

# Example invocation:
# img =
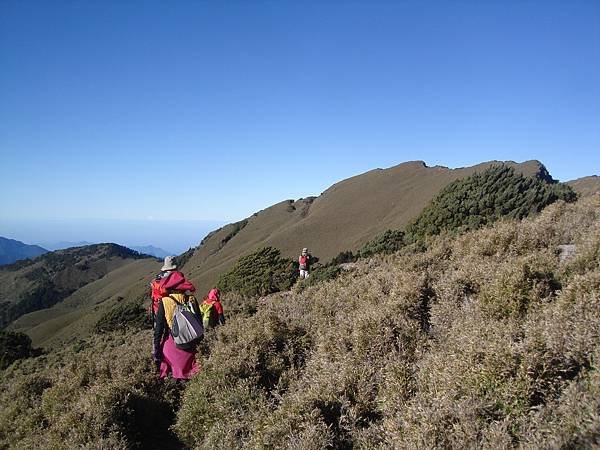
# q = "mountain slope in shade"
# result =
<box><xmin>8</xmin><ymin>257</ymin><xmax>159</xmax><ymax>348</ymax></box>
<box><xmin>130</xmin><ymin>245</ymin><xmax>171</xmax><ymax>259</ymax></box>
<box><xmin>0</xmin><ymin>237</ymin><xmax>48</xmax><ymax>266</ymax></box>
<box><xmin>0</xmin><ymin>243</ymin><xmax>152</xmax><ymax>329</ymax></box>
<box><xmin>182</xmin><ymin>160</ymin><xmax>550</xmax><ymax>295</ymax></box>
<box><xmin>567</xmin><ymin>175</ymin><xmax>600</xmax><ymax>197</ymax></box>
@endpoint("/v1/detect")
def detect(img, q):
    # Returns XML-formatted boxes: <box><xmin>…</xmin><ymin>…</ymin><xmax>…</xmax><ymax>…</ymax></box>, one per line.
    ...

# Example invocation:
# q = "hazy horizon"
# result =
<box><xmin>0</xmin><ymin>218</ymin><xmax>226</xmax><ymax>255</ymax></box>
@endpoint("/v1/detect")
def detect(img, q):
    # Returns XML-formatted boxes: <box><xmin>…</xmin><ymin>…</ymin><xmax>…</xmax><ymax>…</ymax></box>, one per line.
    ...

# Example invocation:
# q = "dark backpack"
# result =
<box><xmin>168</xmin><ymin>295</ymin><xmax>204</xmax><ymax>350</ymax></box>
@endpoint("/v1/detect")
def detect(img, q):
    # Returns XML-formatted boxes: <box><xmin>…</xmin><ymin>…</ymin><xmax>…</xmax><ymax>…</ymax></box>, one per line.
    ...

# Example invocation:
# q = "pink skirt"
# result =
<box><xmin>159</xmin><ymin>334</ymin><xmax>199</xmax><ymax>379</ymax></box>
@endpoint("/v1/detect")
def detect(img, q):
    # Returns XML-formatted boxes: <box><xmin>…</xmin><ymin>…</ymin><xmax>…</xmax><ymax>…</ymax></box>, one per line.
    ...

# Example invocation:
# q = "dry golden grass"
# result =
<box><xmin>2</xmin><ymin>194</ymin><xmax>598</xmax><ymax>449</ymax></box>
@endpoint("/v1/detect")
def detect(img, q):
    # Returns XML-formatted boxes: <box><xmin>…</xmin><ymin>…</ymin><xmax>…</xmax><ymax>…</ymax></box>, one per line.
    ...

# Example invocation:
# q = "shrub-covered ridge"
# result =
<box><xmin>176</xmin><ymin>194</ymin><xmax>599</xmax><ymax>449</ymax></box>
<box><xmin>1</xmin><ymin>195</ymin><xmax>599</xmax><ymax>449</ymax></box>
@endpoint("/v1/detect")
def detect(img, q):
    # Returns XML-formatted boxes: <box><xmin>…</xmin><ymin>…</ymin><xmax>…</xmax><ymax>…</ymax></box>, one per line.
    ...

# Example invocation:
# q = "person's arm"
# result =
<box><xmin>153</xmin><ymin>301</ymin><xmax>166</xmax><ymax>363</ymax></box>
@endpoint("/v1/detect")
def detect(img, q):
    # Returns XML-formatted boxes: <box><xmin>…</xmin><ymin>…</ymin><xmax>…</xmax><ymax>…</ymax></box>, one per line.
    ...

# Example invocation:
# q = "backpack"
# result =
<box><xmin>168</xmin><ymin>295</ymin><xmax>204</xmax><ymax>350</ymax></box>
<box><xmin>199</xmin><ymin>300</ymin><xmax>217</xmax><ymax>329</ymax></box>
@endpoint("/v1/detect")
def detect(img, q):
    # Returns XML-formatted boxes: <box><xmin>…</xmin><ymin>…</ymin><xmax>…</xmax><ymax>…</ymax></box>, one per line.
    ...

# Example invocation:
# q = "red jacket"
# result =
<box><xmin>150</xmin><ymin>271</ymin><xmax>196</xmax><ymax>314</ymax></box>
<box><xmin>204</xmin><ymin>288</ymin><xmax>224</xmax><ymax>315</ymax></box>
<box><xmin>159</xmin><ymin>271</ymin><xmax>196</xmax><ymax>293</ymax></box>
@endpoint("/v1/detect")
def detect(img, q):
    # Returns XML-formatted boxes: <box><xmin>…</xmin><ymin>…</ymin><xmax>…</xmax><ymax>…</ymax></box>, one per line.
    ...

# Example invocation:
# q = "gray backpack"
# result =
<box><xmin>168</xmin><ymin>295</ymin><xmax>204</xmax><ymax>350</ymax></box>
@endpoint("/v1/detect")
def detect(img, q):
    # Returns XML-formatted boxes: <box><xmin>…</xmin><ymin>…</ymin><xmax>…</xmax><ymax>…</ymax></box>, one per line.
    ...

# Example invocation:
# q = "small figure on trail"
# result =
<box><xmin>152</xmin><ymin>256</ymin><xmax>202</xmax><ymax>380</ymax></box>
<box><xmin>200</xmin><ymin>288</ymin><xmax>226</xmax><ymax>330</ymax></box>
<box><xmin>299</xmin><ymin>248</ymin><xmax>311</xmax><ymax>279</ymax></box>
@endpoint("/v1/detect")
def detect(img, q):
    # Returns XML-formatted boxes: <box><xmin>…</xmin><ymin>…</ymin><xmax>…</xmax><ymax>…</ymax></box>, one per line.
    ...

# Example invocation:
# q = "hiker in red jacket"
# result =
<box><xmin>149</xmin><ymin>256</ymin><xmax>196</xmax><ymax>318</ymax></box>
<box><xmin>299</xmin><ymin>248</ymin><xmax>311</xmax><ymax>279</ymax></box>
<box><xmin>200</xmin><ymin>288</ymin><xmax>226</xmax><ymax>329</ymax></box>
<box><xmin>152</xmin><ymin>256</ymin><xmax>200</xmax><ymax>380</ymax></box>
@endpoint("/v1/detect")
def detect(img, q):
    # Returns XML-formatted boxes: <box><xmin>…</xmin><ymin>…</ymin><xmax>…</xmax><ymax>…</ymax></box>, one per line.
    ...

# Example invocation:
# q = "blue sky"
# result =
<box><xmin>1</xmin><ymin>1</ymin><xmax>599</xmax><ymax>251</ymax></box>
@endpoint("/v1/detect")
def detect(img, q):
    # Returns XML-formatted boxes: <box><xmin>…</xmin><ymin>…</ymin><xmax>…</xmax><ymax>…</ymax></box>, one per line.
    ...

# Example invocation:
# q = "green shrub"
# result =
<box><xmin>359</xmin><ymin>229</ymin><xmax>406</xmax><ymax>257</ymax></box>
<box><xmin>405</xmin><ymin>165</ymin><xmax>577</xmax><ymax>243</ymax></box>
<box><xmin>217</xmin><ymin>247</ymin><xmax>297</xmax><ymax>297</ymax></box>
<box><xmin>94</xmin><ymin>299</ymin><xmax>149</xmax><ymax>333</ymax></box>
<box><xmin>330</xmin><ymin>250</ymin><xmax>356</xmax><ymax>265</ymax></box>
<box><xmin>0</xmin><ymin>330</ymin><xmax>35</xmax><ymax>369</ymax></box>
<box><xmin>175</xmin><ymin>312</ymin><xmax>311</xmax><ymax>447</ymax></box>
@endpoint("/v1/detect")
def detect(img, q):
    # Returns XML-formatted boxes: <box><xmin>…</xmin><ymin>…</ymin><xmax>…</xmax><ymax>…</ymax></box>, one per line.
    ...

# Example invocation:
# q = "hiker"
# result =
<box><xmin>149</xmin><ymin>256</ymin><xmax>196</xmax><ymax>321</ymax></box>
<box><xmin>200</xmin><ymin>288</ymin><xmax>226</xmax><ymax>329</ymax></box>
<box><xmin>152</xmin><ymin>256</ymin><xmax>202</xmax><ymax>379</ymax></box>
<box><xmin>299</xmin><ymin>248</ymin><xmax>311</xmax><ymax>279</ymax></box>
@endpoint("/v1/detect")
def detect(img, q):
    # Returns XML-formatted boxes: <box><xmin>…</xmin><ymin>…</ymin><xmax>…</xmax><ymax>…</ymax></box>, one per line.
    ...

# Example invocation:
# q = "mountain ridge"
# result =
<box><xmin>0</xmin><ymin>237</ymin><xmax>48</xmax><ymax>266</ymax></box>
<box><xmin>1</xmin><ymin>159</ymin><xmax>578</xmax><ymax>347</ymax></box>
<box><xmin>0</xmin><ymin>243</ymin><xmax>153</xmax><ymax>332</ymax></box>
<box><xmin>182</xmin><ymin>159</ymin><xmax>551</xmax><ymax>294</ymax></box>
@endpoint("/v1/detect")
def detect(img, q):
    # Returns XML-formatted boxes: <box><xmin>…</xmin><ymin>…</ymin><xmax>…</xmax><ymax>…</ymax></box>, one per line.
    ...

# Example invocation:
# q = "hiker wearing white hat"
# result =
<box><xmin>161</xmin><ymin>255</ymin><xmax>177</xmax><ymax>272</ymax></box>
<box><xmin>299</xmin><ymin>248</ymin><xmax>311</xmax><ymax>279</ymax></box>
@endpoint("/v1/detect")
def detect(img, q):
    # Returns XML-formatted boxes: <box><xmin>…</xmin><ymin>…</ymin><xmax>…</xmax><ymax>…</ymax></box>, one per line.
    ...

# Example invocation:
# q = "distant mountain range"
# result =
<box><xmin>0</xmin><ymin>237</ymin><xmax>48</xmax><ymax>266</ymax></box>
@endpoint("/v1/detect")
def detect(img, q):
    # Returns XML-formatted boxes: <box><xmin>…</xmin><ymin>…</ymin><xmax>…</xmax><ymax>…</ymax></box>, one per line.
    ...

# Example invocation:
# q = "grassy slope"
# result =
<box><xmin>9</xmin><ymin>258</ymin><xmax>158</xmax><ymax>348</ymax></box>
<box><xmin>0</xmin><ymin>244</ymin><xmax>158</xmax><ymax>348</ymax></box>
<box><xmin>567</xmin><ymin>175</ymin><xmax>600</xmax><ymax>196</ymax></box>
<box><xmin>0</xmin><ymin>244</ymin><xmax>145</xmax><ymax>306</ymax></box>
<box><xmin>1</xmin><ymin>194</ymin><xmax>598</xmax><ymax>449</ymax></box>
<box><xmin>184</xmin><ymin>160</ymin><xmax>547</xmax><ymax>295</ymax></box>
<box><xmin>0</xmin><ymin>161</ymin><xmax>562</xmax><ymax>351</ymax></box>
<box><xmin>176</xmin><ymin>194</ymin><xmax>600</xmax><ymax>448</ymax></box>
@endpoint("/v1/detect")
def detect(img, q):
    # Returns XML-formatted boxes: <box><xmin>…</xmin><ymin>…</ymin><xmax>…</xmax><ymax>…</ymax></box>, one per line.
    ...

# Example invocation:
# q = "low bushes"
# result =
<box><xmin>1</xmin><ymin>195</ymin><xmax>598</xmax><ymax>449</ymax></box>
<box><xmin>405</xmin><ymin>165</ymin><xmax>576</xmax><ymax>243</ymax></box>
<box><xmin>359</xmin><ymin>229</ymin><xmax>405</xmax><ymax>257</ymax></box>
<box><xmin>217</xmin><ymin>247</ymin><xmax>297</xmax><ymax>297</ymax></box>
<box><xmin>0</xmin><ymin>330</ymin><xmax>35</xmax><ymax>369</ymax></box>
<box><xmin>94</xmin><ymin>297</ymin><xmax>149</xmax><ymax>333</ymax></box>
<box><xmin>0</xmin><ymin>331</ymin><xmax>184</xmax><ymax>449</ymax></box>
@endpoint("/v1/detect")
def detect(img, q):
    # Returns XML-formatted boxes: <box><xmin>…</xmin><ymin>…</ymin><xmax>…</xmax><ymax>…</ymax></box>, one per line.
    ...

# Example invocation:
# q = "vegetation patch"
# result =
<box><xmin>0</xmin><ymin>281</ymin><xmax>71</xmax><ymax>329</ymax></box>
<box><xmin>405</xmin><ymin>165</ymin><xmax>576</xmax><ymax>243</ymax></box>
<box><xmin>2</xmin><ymin>194</ymin><xmax>599</xmax><ymax>449</ymax></box>
<box><xmin>0</xmin><ymin>330</ymin><xmax>37</xmax><ymax>369</ymax></box>
<box><xmin>359</xmin><ymin>229</ymin><xmax>406</xmax><ymax>257</ymax></box>
<box><xmin>94</xmin><ymin>297</ymin><xmax>149</xmax><ymax>333</ymax></box>
<box><xmin>217</xmin><ymin>247</ymin><xmax>297</xmax><ymax>297</ymax></box>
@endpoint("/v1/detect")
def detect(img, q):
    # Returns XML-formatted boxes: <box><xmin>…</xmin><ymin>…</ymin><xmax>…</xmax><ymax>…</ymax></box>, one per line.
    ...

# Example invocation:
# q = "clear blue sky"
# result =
<box><xmin>1</xmin><ymin>1</ymin><xmax>599</xmax><ymax>250</ymax></box>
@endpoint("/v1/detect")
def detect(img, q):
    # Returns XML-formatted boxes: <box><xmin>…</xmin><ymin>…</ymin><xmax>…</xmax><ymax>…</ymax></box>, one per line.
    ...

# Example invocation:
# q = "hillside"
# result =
<box><xmin>8</xmin><ymin>257</ymin><xmax>159</xmax><ymax>348</ymax></box>
<box><xmin>0</xmin><ymin>244</ymin><xmax>153</xmax><ymax>333</ymax></box>
<box><xmin>0</xmin><ymin>237</ymin><xmax>48</xmax><ymax>266</ymax></box>
<box><xmin>183</xmin><ymin>160</ymin><xmax>552</xmax><ymax>294</ymax></box>
<box><xmin>1</xmin><ymin>193</ymin><xmax>598</xmax><ymax>449</ymax></box>
<box><xmin>0</xmin><ymin>160</ymin><xmax>571</xmax><ymax>350</ymax></box>
<box><xmin>567</xmin><ymin>175</ymin><xmax>600</xmax><ymax>196</ymax></box>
